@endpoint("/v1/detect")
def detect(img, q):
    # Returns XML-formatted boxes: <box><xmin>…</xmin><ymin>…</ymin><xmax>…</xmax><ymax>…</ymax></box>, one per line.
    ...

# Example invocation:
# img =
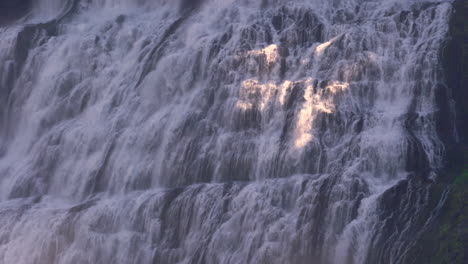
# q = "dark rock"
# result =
<box><xmin>0</xmin><ymin>0</ymin><xmax>32</xmax><ymax>25</ymax></box>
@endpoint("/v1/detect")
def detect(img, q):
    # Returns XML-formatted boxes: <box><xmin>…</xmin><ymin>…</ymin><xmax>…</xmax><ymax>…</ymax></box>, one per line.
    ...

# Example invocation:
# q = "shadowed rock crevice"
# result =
<box><xmin>0</xmin><ymin>0</ymin><xmax>32</xmax><ymax>25</ymax></box>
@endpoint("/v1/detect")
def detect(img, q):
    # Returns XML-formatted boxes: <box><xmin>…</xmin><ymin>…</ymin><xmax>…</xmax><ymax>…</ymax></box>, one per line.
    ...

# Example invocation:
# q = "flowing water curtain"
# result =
<box><xmin>0</xmin><ymin>0</ymin><xmax>453</xmax><ymax>263</ymax></box>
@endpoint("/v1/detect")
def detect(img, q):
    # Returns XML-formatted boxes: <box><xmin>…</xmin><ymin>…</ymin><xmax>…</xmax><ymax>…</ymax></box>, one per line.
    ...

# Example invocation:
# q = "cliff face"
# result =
<box><xmin>448</xmin><ymin>0</ymin><xmax>468</xmax><ymax>147</ymax></box>
<box><xmin>404</xmin><ymin>1</ymin><xmax>468</xmax><ymax>263</ymax></box>
<box><xmin>436</xmin><ymin>0</ymin><xmax>468</xmax><ymax>262</ymax></box>
<box><xmin>0</xmin><ymin>0</ymin><xmax>32</xmax><ymax>25</ymax></box>
<box><xmin>404</xmin><ymin>167</ymin><xmax>468</xmax><ymax>264</ymax></box>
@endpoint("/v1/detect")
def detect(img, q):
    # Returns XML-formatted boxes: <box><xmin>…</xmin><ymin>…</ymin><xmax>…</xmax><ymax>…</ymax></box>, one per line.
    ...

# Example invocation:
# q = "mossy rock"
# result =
<box><xmin>403</xmin><ymin>1</ymin><xmax>468</xmax><ymax>263</ymax></box>
<box><xmin>433</xmin><ymin>182</ymin><xmax>468</xmax><ymax>264</ymax></box>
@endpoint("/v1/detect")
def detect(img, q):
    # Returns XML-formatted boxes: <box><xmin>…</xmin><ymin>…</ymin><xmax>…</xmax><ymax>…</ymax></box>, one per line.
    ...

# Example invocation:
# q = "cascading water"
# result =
<box><xmin>0</xmin><ymin>0</ymin><xmax>456</xmax><ymax>263</ymax></box>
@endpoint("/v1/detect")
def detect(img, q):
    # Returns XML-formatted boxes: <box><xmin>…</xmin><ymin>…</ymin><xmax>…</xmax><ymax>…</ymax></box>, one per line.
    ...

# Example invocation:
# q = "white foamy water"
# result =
<box><xmin>0</xmin><ymin>0</ymin><xmax>453</xmax><ymax>263</ymax></box>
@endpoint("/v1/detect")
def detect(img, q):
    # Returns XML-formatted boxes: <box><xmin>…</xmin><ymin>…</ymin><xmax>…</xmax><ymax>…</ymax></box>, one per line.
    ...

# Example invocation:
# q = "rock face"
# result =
<box><xmin>0</xmin><ymin>0</ymin><xmax>32</xmax><ymax>25</ymax></box>
<box><xmin>402</xmin><ymin>1</ymin><xmax>468</xmax><ymax>263</ymax></box>
<box><xmin>0</xmin><ymin>0</ymin><xmax>464</xmax><ymax>264</ymax></box>
<box><xmin>448</xmin><ymin>0</ymin><xmax>468</xmax><ymax>146</ymax></box>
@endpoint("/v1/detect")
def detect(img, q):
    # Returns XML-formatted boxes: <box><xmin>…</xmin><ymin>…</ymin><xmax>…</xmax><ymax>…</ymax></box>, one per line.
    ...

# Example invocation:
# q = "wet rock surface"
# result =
<box><xmin>0</xmin><ymin>0</ymin><xmax>32</xmax><ymax>25</ymax></box>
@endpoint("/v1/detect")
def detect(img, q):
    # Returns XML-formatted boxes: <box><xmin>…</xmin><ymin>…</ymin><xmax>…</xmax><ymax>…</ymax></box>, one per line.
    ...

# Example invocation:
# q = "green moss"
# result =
<box><xmin>430</xmin><ymin>152</ymin><xmax>468</xmax><ymax>264</ymax></box>
<box><xmin>402</xmin><ymin>172</ymin><xmax>468</xmax><ymax>264</ymax></box>
<box><xmin>440</xmin><ymin>223</ymin><xmax>450</xmax><ymax>235</ymax></box>
<box><xmin>453</xmin><ymin>168</ymin><xmax>468</xmax><ymax>185</ymax></box>
<box><xmin>433</xmin><ymin>183</ymin><xmax>468</xmax><ymax>264</ymax></box>
<box><xmin>405</xmin><ymin>154</ymin><xmax>468</xmax><ymax>263</ymax></box>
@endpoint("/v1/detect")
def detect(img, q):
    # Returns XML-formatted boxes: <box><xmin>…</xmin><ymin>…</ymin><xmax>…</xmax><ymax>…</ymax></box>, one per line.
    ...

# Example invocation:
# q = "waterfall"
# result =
<box><xmin>0</xmin><ymin>0</ymin><xmax>454</xmax><ymax>263</ymax></box>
